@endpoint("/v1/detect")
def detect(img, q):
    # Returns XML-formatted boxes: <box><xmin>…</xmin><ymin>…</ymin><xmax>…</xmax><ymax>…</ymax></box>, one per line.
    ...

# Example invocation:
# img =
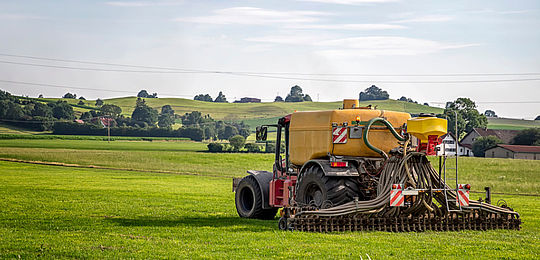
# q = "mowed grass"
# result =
<box><xmin>0</xmin><ymin>161</ymin><xmax>538</xmax><ymax>259</ymax></box>
<box><xmin>0</xmin><ymin>139</ymin><xmax>538</xmax><ymax>193</ymax></box>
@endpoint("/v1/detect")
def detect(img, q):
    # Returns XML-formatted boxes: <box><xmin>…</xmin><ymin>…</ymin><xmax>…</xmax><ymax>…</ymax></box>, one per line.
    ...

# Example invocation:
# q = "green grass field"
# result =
<box><xmin>0</xmin><ymin>138</ymin><xmax>539</xmax><ymax>258</ymax></box>
<box><xmin>487</xmin><ymin>117</ymin><xmax>540</xmax><ymax>130</ymax></box>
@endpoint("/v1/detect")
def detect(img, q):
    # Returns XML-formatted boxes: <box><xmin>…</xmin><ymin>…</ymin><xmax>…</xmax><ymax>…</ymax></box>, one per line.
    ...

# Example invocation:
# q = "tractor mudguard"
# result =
<box><xmin>245</xmin><ymin>170</ymin><xmax>273</xmax><ymax>209</ymax></box>
<box><xmin>300</xmin><ymin>159</ymin><xmax>359</xmax><ymax>177</ymax></box>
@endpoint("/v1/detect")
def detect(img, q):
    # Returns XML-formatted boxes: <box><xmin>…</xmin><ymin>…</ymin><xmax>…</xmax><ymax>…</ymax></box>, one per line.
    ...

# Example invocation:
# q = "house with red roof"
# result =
<box><xmin>461</xmin><ymin>128</ymin><xmax>520</xmax><ymax>146</ymax></box>
<box><xmin>485</xmin><ymin>145</ymin><xmax>540</xmax><ymax>160</ymax></box>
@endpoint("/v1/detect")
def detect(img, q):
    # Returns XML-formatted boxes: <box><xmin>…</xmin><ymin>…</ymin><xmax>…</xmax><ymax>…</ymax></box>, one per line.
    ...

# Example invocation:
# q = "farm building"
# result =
<box><xmin>485</xmin><ymin>145</ymin><xmax>540</xmax><ymax>160</ymax></box>
<box><xmin>234</xmin><ymin>97</ymin><xmax>261</xmax><ymax>103</ymax></box>
<box><xmin>461</xmin><ymin>128</ymin><xmax>520</xmax><ymax>146</ymax></box>
<box><xmin>436</xmin><ymin>132</ymin><xmax>472</xmax><ymax>156</ymax></box>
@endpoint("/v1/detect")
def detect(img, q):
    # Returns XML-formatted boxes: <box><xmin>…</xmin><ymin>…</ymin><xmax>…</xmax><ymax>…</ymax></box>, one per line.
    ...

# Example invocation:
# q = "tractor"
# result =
<box><xmin>233</xmin><ymin>99</ymin><xmax>520</xmax><ymax>232</ymax></box>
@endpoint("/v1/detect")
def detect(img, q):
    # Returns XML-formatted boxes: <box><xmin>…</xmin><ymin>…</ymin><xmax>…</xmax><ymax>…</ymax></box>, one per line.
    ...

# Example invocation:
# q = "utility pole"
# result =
<box><xmin>107</xmin><ymin>116</ymin><xmax>110</xmax><ymax>143</ymax></box>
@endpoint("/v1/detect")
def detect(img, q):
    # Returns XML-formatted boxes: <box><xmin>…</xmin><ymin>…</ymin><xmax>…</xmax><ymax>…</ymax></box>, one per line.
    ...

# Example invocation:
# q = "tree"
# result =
<box><xmin>274</xmin><ymin>96</ymin><xmax>284</xmax><ymax>102</ymax></box>
<box><xmin>131</xmin><ymin>100</ymin><xmax>158</xmax><ymax>125</ymax></box>
<box><xmin>80</xmin><ymin>111</ymin><xmax>92</xmax><ymax>120</ymax></box>
<box><xmin>38</xmin><ymin>94</ymin><xmax>43</xmax><ymax>98</ymax></box>
<box><xmin>95</xmin><ymin>99</ymin><xmax>104</xmax><ymax>107</ymax></box>
<box><xmin>219</xmin><ymin>125</ymin><xmax>238</xmax><ymax>140</ymax></box>
<box><xmin>4</xmin><ymin>101</ymin><xmax>24</xmax><ymax>119</ymax></box>
<box><xmin>181</xmin><ymin>111</ymin><xmax>203</xmax><ymax>125</ymax></box>
<box><xmin>194</xmin><ymin>94</ymin><xmax>213</xmax><ymax>102</ymax></box>
<box><xmin>79</xmin><ymin>96</ymin><xmax>86</xmax><ymax>100</ymax></box>
<box><xmin>214</xmin><ymin>91</ymin><xmax>228</xmax><ymax>103</ymax></box>
<box><xmin>63</xmin><ymin>93</ymin><xmax>76</xmax><ymax>99</ymax></box>
<box><xmin>229</xmin><ymin>135</ymin><xmax>246</xmax><ymax>151</ymax></box>
<box><xmin>443</xmin><ymin>98</ymin><xmax>487</xmax><ymax>138</ymax></box>
<box><xmin>303</xmin><ymin>94</ymin><xmax>312</xmax><ymax>102</ymax></box>
<box><xmin>359</xmin><ymin>85</ymin><xmax>389</xmax><ymax>101</ymax></box>
<box><xmin>101</xmin><ymin>104</ymin><xmax>122</xmax><ymax>118</ymax></box>
<box><xmin>423</xmin><ymin>102</ymin><xmax>429</xmax><ymax>106</ymax></box>
<box><xmin>511</xmin><ymin>128</ymin><xmax>540</xmax><ymax>146</ymax></box>
<box><xmin>535</xmin><ymin>115</ymin><xmax>540</xmax><ymax>120</ymax></box>
<box><xmin>484</xmin><ymin>110</ymin><xmax>497</xmax><ymax>118</ymax></box>
<box><xmin>78</xmin><ymin>100</ymin><xmax>85</xmax><ymax>105</ymax></box>
<box><xmin>285</xmin><ymin>85</ymin><xmax>305</xmax><ymax>102</ymax></box>
<box><xmin>51</xmin><ymin>101</ymin><xmax>75</xmax><ymax>120</ymax></box>
<box><xmin>158</xmin><ymin>105</ymin><xmax>175</xmax><ymax>129</ymax></box>
<box><xmin>137</xmin><ymin>90</ymin><xmax>150</xmax><ymax>98</ymax></box>
<box><xmin>31</xmin><ymin>102</ymin><xmax>52</xmax><ymax>117</ymax></box>
<box><xmin>472</xmin><ymin>136</ymin><xmax>503</xmax><ymax>157</ymax></box>
<box><xmin>160</xmin><ymin>105</ymin><xmax>174</xmax><ymax>116</ymax></box>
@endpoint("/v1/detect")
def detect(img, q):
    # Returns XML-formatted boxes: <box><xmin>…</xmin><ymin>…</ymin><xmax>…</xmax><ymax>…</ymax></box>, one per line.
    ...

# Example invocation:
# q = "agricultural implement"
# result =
<box><xmin>233</xmin><ymin>99</ymin><xmax>520</xmax><ymax>232</ymax></box>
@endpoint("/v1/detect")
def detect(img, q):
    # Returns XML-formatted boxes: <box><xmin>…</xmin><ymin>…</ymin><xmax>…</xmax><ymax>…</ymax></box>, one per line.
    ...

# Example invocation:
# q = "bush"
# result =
<box><xmin>265</xmin><ymin>142</ymin><xmax>285</xmax><ymax>153</ymax></box>
<box><xmin>472</xmin><ymin>136</ymin><xmax>503</xmax><ymax>157</ymax></box>
<box><xmin>178</xmin><ymin>126</ymin><xmax>204</xmax><ymax>141</ymax></box>
<box><xmin>207</xmin><ymin>143</ymin><xmax>224</xmax><ymax>152</ymax></box>
<box><xmin>244</xmin><ymin>143</ymin><xmax>261</xmax><ymax>153</ymax></box>
<box><xmin>229</xmin><ymin>135</ymin><xmax>246</xmax><ymax>151</ymax></box>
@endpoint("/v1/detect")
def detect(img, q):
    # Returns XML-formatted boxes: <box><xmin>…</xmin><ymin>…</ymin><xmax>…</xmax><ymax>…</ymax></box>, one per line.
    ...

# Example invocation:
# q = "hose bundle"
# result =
<box><xmin>297</xmin><ymin>153</ymin><xmax>519</xmax><ymax>218</ymax></box>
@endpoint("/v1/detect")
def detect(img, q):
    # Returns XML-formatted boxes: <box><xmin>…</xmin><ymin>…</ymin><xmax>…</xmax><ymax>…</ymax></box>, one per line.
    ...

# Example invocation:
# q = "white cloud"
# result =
<box><xmin>246</xmin><ymin>34</ymin><xmax>332</xmax><ymax>45</ymax></box>
<box><xmin>466</xmin><ymin>9</ymin><xmax>535</xmax><ymax>15</ymax></box>
<box><xmin>299</xmin><ymin>0</ymin><xmax>399</xmax><ymax>4</ymax></box>
<box><xmin>393</xmin><ymin>15</ymin><xmax>454</xmax><ymax>23</ymax></box>
<box><xmin>175</xmin><ymin>7</ymin><xmax>329</xmax><ymax>25</ymax></box>
<box><xmin>0</xmin><ymin>13</ymin><xmax>44</xmax><ymax>20</ymax></box>
<box><xmin>106</xmin><ymin>1</ymin><xmax>183</xmax><ymax>7</ymax></box>
<box><xmin>316</xmin><ymin>36</ymin><xmax>479</xmax><ymax>57</ymax></box>
<box><xmin>247</xmin><ymin>34</ymin><xmax>478</xmax><ymax>57</ymax></box>
<box><xmin>286</xmin><ymin>23</ymin><xmax>406</xmax><ymax>30</ymax></box>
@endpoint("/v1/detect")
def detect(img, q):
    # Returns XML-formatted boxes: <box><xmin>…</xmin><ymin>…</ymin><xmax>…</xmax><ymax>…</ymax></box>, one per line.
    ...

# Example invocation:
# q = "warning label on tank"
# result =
<box><xmin>332</xmin><ymin>127</ymin><xmax>348</xmax><ymax>144</ymax></box>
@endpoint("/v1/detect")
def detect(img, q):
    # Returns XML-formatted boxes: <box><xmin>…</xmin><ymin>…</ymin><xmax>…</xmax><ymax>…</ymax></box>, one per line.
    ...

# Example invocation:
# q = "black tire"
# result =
<box><xmin>296</xmin><ymin>166</ymin><xmax>360</xmax><ymax>208</ymax></box>
<box><xmin>235</xmin><ymin>176</ymin><xmax>277</xmax><ymax>220</ymax></box>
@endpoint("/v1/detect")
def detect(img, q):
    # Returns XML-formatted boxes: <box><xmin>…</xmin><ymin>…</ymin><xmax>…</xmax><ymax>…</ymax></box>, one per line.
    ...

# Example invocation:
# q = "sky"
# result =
<box><xmin>0</xmin><ymin>0</ymin><xmax>539</xmax><ymax>119</ymax></box>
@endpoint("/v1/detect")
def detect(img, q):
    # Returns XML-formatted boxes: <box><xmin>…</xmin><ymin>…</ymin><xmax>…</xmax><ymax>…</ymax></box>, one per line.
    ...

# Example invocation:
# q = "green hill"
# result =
<box><xmin>104</xmin><ymin>97</ymin><xmax>442</xmax><ymax>120</ymax></box>
<box><xmin>8</xmin><ymin>95</ymin><xmax>540</xmax><ymax>132</ymax></box>
<box><xmin>34</xmin><ymin>96</ymin><xmax>442</xmax><ymax>128</ymax></box>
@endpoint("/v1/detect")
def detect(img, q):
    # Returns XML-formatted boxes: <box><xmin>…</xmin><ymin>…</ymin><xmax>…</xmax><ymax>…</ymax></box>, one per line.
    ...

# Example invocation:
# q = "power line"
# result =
<box><xmin>2</xmin><ymin>78</ymin><xmax>539</xmax><ymax>104</ymax></box>
<box><xmin>4</xmin><ymin>59</ymin><xmax>540</xmax><ymax>83</ymax></box>
<box><xmin>0</xmin><ymin>79</ymin><xmax>196</xmax><ymax>98</ymax></box>
<box><xmin>0</xmin><ymin>60</ymin><xmax>210</xmax><ymax>74</ymax></box>
<box><xmin>2</xmin><ymin>52</ymin><xmax>540</xmax><ymax>78</ymax></box>
<box><xmin>233</xmin><ymin>73</ymin><xmax>540</xmax><ymax>84</ymax></box>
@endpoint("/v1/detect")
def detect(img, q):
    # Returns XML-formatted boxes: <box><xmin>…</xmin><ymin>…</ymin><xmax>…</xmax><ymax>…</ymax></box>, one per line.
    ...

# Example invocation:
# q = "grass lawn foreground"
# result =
<box><xmin>0</xmin><ymin>139</ymin><xmax>539</xmax><ymax>259</ymax></box>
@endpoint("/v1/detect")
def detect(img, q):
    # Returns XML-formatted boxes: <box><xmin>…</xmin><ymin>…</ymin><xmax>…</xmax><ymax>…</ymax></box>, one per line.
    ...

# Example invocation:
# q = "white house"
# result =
<box><xmin>436</xmin><ymin>133</ymin><xmax>472</xmax><ymax>156</ymax></box>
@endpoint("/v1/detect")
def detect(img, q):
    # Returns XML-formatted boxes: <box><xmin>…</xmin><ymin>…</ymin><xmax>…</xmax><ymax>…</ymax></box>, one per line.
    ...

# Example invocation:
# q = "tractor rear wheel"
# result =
<box><xmin>235</xmin><ymin>176</ymin><xmax>277</xmax><ymax>219</ymax></box>
<box><xmin>296</xmin><ymin>166</ymin><xmax>360</xmax><ymax>208</ymax></box>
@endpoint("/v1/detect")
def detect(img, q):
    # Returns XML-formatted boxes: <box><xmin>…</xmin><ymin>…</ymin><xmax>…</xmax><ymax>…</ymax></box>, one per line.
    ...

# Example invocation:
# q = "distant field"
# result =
<box><xmin>488</xmin><ymin>117</ymin><xmax>540</xmax><ymax>130</ymax></box>
<box><xmin>0</xmin><ymin>139</ymin><xmax>538</xmax><ymax>194</ymax></box>
<box><xmin>0</xmin><ymin>124</ymin><xmax>46</xmax><ymax>135</ymax></box>
<box><xmin>0</xmin><ymin>139</ymin><xmax>538</xmax><ymax>258</ymax></box>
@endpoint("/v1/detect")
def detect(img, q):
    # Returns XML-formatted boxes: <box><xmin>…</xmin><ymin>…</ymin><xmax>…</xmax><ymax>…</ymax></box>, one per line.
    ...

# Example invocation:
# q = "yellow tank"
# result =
<box><xmin>406</xmin><ymin>117</ymin><xmax>447</xmax><ymax>142</ymax></box>
<box><xmin>289</xmin><ymin>107</ymin><xmax>411</xmax><ymax>166</ymax></box>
